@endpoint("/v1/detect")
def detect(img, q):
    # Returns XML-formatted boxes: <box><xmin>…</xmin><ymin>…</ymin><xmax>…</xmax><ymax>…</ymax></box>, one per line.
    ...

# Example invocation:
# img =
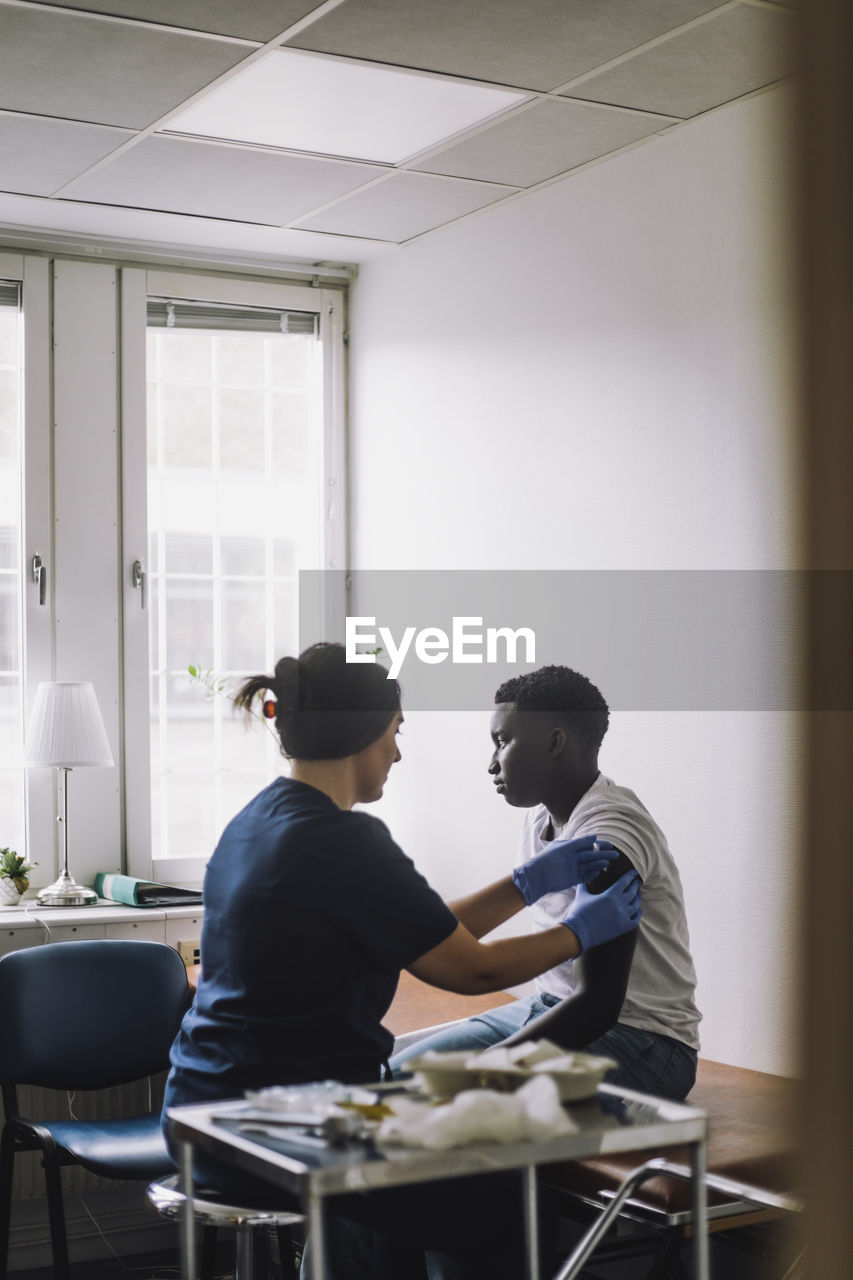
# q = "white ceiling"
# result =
<box><xmin>0</xmin><ymin>0</ymin><xmax>795</xmax><ymax>270</ymax></box>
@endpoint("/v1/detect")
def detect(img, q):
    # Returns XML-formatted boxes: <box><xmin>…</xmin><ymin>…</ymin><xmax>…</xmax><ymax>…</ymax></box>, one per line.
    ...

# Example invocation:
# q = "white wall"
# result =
<box><xmin>349</xmin><ymin>86</ymin><xmax>801</xmax><ymax>1076</ymax></box>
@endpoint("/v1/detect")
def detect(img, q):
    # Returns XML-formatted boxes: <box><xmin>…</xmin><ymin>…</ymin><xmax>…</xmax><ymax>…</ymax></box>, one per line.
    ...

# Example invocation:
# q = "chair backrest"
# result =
<box><xmin>0</xmin><ymin>939</ymin><xmax>190</xmax><ymax>1091</ymax></box>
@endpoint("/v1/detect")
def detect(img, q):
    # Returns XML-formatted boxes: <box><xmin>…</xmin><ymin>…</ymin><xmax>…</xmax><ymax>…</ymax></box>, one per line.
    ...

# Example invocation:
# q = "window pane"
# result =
<box><xmin>164</xmin><ymin>700</ymin><xmax>216</xmax><ymax>771</ymax></box>
<box><xmin>0</xmin><ymin>677</ymin><xmax>21</xmax><ymax>769</ymax></box>
<box><xmin>274</xmin><ymin>580</ymin><xmax>299</xmax><ymax>655</ymax></box>
<box><xmin>222</xmin><ymin>536</ymin><xmax>264</xmax><ymax>576</ymax></box>
<box><xmin>271</xmin><ymin>390</ymin><xmax>314</xmax><ymax>472</ymax></box>
<box><xmin>0</xmin><ymin>576</ymin><xmax>17</xmax><ymax>670</ymax></box>
<box><xmin>147</xmin><ymin>319</ymin><xmax>324</xmax><ymax>861</ymax></box>
<box><xmin>219</xmin><ymin>387</ymin><xmax>265</xmax><ymax>470</ymax></box>
<box><xmin>161</xmin><ymin>383</ymin><xmax>212</xmax><ymax>469</ymax></box>
<box><xmin>0</xmin><ymin>370</ymin><xmax>18</xmax><ymax>461</ymax></box>
<box><xmin>269</xmin><ymin>333</ymin><xmax>314</xmax><ymax>387</ymax></box>
<box><xmin>164</xmin><ymin>582</ymin><xmax>215</xmax><ymax>673</ymax></box>
<box><xmin>162</xmin><ymin>772</ymin><xmax>219</xmax><ymax>861</ymax></box>
<box><xmin>0</xmin><ymin>527</ymin><xmax>14</xmax><ymax>571</ymax></box>
<box><xmin>273</xmin><ymin>538</ymin><xmax>295</xmax><ymax>577</ymax></box>
<box><xmin>156</xmin><ymin>331</ymin><xmax>212</xmax><ymax>383</ymax></box>
<box><xmin>0</xmin><ymin>679</ymin><xmax>24</xmax><ymax>849</ymax></box>
<box><xmin>164</xmin><ymin>532</ymin><xmax>213</xmax><ymax>575</ymax></box>
<box><xmin>221</xmin><ymin>580</ymin><xmax>266</xmax><ymax>670</ymax></box>
<box><xmin>221</xmin><ymin>711</ymin><xmax>271</xmax><ymax>772</ymax></box>
<box><xmin>218</xmin><ymin>332</ymin><xmax>265</xmax><ymax>384</ymax></box>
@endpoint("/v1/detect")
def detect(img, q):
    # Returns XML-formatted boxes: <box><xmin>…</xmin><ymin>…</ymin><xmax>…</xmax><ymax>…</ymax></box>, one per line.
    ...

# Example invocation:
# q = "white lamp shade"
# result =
<box><xmin>24</xmin><ymin>682</ymin><xmax>114</xmax><ymax>769</ymax></box>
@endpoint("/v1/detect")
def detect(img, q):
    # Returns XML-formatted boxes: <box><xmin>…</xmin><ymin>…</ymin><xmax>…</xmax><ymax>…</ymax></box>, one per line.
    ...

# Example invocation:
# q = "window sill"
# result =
<box><xmin>0</xmin><ymin>899</ymin><xmax>203</xmax><ymax>927</ymax></box>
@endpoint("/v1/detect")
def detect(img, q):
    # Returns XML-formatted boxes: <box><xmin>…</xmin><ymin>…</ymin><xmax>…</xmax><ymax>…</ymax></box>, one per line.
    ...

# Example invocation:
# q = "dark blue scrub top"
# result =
<box><xmin>168</xmin><ymin>777</ymin><xmax>458</xmax><ymax>1093</ymax></box>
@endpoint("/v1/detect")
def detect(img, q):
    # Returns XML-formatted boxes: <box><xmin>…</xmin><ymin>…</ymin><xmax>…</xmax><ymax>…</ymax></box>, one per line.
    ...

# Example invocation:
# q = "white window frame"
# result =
<box><xmin>6</xmin><ymin>253</ymin><xmax>56</xmax><ymax>871</ymax></box>
<box><xmin>122</xmin><ymin>269</ymin><xmax>347</xmax><ymax>885</ymax></box>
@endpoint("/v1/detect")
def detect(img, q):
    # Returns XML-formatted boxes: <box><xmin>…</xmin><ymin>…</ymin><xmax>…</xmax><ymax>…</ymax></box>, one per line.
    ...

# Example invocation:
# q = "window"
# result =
<box><xmin>0</xmin><ymin>281</ymin><xmax>23</xmax><ymax>849</ymax></box>
<box><xmin>145</xmin><ymin>298</ymin><xmax>328</xmax><ymax>862</ymax></box>
<box><xmin>125</xmin><ymin>272</ymin><xmax>346</xmax><ymax>882</ymax></box>
<box><xmin>3</xmin><ymin>258</ymin><xmax>346</xmax><ymax>892</ymax></box>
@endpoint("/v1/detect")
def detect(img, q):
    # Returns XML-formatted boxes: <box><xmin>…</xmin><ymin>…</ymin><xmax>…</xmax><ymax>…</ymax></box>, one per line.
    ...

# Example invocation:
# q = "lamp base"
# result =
<box><xmin>36</xmin><ymin>869</ymin><xmax>98</xmax><ymax>907</ymax></box>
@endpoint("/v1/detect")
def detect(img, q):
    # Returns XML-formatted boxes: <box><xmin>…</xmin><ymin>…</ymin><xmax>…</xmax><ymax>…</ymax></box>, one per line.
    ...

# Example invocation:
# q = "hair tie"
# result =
<box><xmin>262</xmin><ymin>699</ymin><xmax>277</xmax><ymax>720</ymax></box>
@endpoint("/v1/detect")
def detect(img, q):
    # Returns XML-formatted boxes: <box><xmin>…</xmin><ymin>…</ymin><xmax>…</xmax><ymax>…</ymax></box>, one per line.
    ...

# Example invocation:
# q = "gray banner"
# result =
<box><xmin>296</xmin><ymin>569</ymin><xmax>846</xmax><ymax>711</ymax></box>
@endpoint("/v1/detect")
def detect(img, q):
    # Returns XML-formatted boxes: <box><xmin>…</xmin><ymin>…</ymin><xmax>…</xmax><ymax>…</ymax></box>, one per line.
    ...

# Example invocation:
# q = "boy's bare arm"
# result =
<box><xmin>501</xmin><ymin>850</ymin><xmax>638</xmax><ymax>1049</ymax></box>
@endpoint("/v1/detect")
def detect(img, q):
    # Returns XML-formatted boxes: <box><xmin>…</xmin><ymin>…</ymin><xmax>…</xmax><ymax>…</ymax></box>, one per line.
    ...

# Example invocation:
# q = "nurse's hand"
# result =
<box><xmin>562</xmin><ymin>871</ymin><xmax>642</xmax><ymax>953</ymax></box>
<box><xmin>512</xmin><ymin>834</ymin><xmax>617</xmax><ymax>904</ymax></box>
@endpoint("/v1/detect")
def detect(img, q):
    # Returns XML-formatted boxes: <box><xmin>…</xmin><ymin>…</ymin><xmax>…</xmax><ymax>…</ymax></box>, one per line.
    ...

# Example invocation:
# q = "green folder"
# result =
<box><xmin>93</xmin><ymin>872</ymin><xmax>203</xmax><ymax>908</ymax></box>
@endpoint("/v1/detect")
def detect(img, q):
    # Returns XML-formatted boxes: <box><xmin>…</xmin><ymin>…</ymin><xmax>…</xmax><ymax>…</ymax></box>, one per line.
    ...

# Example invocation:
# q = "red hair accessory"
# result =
<box><xmin>262</xmin><ymin>699</ymin><xmax>277</xmax><ymax>720</ymax></box>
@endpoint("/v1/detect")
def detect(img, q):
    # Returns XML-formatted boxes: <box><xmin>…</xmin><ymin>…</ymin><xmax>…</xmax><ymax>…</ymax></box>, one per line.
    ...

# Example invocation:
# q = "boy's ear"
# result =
<box><xmin>547</xmin><ymin>726</ymin><xmax>567</xmax><ymax>757</ymax></box>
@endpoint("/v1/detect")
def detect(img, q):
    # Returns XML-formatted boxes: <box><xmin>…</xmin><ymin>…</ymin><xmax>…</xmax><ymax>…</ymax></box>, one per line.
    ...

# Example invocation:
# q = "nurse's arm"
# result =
<box><xmin>447</xmin><ymin>876</ymin><xmax>526</xmax><ymax>938</ymax></box>
<box><xmin>407</xmin><ymin>919</ymin><xmax>583</xmax><ymax>996</ymax></box>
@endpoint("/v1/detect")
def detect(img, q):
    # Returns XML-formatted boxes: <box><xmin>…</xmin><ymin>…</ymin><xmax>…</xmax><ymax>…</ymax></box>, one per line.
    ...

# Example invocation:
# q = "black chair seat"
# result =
<box><xmin>38</xmin><ymin>1111</ymin><xmax>170</xmax><ymax>1180</ymax></box>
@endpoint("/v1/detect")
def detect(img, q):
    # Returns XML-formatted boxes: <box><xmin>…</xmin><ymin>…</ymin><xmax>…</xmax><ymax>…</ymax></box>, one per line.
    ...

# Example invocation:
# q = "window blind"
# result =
<box><xmin>147</xmin><ymin>297</ymin><xmax>317</xmax><ymax>336</ymax></box>
<box><xmin>0</xmin><ymin>281</ymin><xmax>21</xmax><ymax>308</ymax></box>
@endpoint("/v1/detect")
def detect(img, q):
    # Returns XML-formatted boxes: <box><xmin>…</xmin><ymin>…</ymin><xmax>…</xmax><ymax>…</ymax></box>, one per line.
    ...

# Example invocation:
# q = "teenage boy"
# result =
<box><xmin>392</xmin><ymin>665</ymin><xmax>701</xmax><ymax>1100</ymax></box>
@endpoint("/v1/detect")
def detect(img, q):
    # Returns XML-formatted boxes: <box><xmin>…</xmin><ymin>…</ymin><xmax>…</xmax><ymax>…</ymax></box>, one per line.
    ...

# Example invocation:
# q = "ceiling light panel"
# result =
<box><xmin>163</xmin><ymin>48</ymin><xmax>527</xmax><ymax>164</ymax></box>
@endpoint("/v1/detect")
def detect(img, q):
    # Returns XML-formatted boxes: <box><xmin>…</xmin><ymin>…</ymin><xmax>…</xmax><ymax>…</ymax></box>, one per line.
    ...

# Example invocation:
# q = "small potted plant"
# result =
<box><xmin>0</xmin><ymin>848</ymin><xmax>37</xmax><ymax>906</ymax></box>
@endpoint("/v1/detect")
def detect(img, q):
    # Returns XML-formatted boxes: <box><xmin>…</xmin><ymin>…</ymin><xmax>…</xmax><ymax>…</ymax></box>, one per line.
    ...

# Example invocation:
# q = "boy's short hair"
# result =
<box><xmin>494</xmin><ymin>666</ymin><xmax>609</xmax><ymax>751</ymax></box>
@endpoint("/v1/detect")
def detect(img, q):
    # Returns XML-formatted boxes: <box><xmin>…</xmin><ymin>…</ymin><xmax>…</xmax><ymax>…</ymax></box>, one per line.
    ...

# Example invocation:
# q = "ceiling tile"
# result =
<box><xmin>165</xmin><ymin>48</ymin><xmax>525</xmax><ymax>164</ymax></box>
<box><xmin>21</xmin><ymin>1</ymin><xmax>320</xmax><ymax>42</ymax></box>
<box><xmin>0</xmin><ymin>188</ymin><xmax>393</xmax><ymax>265</ymax></box>
<box><xmin>63</xmin><ymin>135</ymin><xmax>383</xmax><ymax>225</ymax></box>
<box><xmin>411</xmin><ymin>98</ymin><xmax>675</xmax><ymax>188</ymax></box>
<box><xmin>564</xmin><ymin>5</ymin><xmax>795</xmax><ymax>119</ymax></box>
<box><xmin>295</xmin><ymin>171</ymin><xmax>517</xmax><ymax>242</ymax></box>
<box><xmin>0</xmin><ymin>114</ymin><xmax>132</xmax><ymax>196</ymax></box>
<box><xmin>284</xmin><ymin>0</ymin><xmax>729</xmax><ymax>91</ymax></box>
<box><xmin>0</xmin><ymin>6</ymin><xmax>250</xmax><ymax>128</ymax></box>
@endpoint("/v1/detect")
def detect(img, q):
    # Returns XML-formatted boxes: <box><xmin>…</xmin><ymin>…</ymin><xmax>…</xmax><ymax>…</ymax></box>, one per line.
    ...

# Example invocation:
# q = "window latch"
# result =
<box><xmin>31</xmin><ymin>553</ymin><xmax>46</xmax><ymax>606</ymax></box>
<box><xmin>132</xmin><ymin>559</ymin><xmax>146</xmax><ymax>610</ymax></box>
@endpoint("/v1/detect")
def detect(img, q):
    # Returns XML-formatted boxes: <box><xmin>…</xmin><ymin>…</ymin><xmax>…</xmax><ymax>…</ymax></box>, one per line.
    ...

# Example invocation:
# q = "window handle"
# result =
<box><xmin>31</xmin><ymin>553</ymin><xmax>46</xmax><ymax>606</ymax></box>
<box><xmin>132</xmin><ymin>559</ymin><xmax>147</xmax><ymax>610</ymax></box>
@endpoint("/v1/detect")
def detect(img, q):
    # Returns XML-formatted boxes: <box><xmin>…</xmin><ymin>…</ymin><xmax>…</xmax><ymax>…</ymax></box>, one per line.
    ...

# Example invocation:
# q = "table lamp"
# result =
<box><xmin>24</xmin><ymin>681</ymin><xmax>114</xmax><ymax>907</ymax></box>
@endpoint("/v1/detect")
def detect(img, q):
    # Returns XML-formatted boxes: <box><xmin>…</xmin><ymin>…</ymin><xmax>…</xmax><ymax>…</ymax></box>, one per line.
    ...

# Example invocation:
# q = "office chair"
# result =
<box><xmin>0</xmin><ymin>939</ymin><xmax>191</xmax><ymax>1280</ymax></box>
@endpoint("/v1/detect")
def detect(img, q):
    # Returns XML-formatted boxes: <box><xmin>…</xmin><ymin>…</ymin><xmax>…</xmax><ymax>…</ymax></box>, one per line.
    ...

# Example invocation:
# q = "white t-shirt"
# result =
<box><xmin>521</xmin><ymin>773</ymin><xmax>701</xmax><ymax>1051</ymax></box>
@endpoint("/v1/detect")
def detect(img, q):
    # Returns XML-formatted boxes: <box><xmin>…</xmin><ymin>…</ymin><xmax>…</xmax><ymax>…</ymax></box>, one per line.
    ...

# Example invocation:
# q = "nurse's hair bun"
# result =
<box><xmin>270</xmin><ymin>655</ymin><xmax>301</xmax><ymax>714</ymax></box>
<box><xmin>234</xmin><ymin>643</ymin><xmax>400</xmax><ymax>761</ymax></box>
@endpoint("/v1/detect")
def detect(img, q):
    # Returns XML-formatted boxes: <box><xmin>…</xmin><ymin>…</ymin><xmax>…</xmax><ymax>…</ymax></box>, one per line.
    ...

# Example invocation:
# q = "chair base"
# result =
<box><xmin>147</xmin><ymin>1174</ymin><xmax>304</xmax><ymax>1280</ymax></box>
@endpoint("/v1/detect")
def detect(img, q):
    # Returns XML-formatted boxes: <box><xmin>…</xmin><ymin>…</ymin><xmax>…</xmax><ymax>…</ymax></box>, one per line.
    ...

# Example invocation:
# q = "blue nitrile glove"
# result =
<box><xmin>561</xmin><ymin>870</ymin><xmax>642</xmax><ymax>953</ymax></box>
<box><xmin>512</xmin><ymin>834</ymin><xmax>618</xmax><ymax>905</ymax></box>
